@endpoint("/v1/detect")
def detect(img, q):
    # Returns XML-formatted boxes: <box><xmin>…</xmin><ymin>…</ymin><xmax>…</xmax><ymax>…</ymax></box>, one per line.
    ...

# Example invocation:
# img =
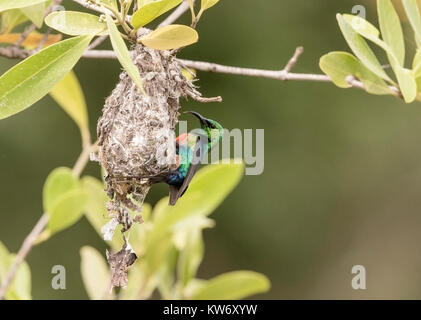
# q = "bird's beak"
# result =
<box><xmin>184</xmin><ymin>111</ymin><xmax>207</xmax><ymax>126</ymax></box>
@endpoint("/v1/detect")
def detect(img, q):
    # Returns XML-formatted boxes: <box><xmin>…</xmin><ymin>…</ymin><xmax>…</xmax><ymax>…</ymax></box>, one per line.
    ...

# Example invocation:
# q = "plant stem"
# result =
<box><xmin>0</xmin><ymin>141</ymin><xmax>97</xmax><ymax>300</ymax></box>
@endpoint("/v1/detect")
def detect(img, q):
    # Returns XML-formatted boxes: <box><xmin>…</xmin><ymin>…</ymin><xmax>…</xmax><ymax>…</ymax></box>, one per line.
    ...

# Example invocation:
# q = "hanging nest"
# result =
<box><xmin>94</xmin><ymin>40</ymin><xmax>221</xmax><ymax>290</ymax></box>
<box><xmin>95</xmin><ymin>44</ymin><xmax>214</xmax><ymax>217</ymax></box>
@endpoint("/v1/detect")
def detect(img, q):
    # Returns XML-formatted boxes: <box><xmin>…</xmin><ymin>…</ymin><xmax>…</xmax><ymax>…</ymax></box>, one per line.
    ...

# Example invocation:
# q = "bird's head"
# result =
<box><xmin>184</xmin><ymin>111</ymin><xmax>224</xmax><ymax>145</ymax></box>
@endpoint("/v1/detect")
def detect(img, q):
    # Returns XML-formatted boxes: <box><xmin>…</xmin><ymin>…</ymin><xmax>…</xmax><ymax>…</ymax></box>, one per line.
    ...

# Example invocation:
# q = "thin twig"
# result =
<box><xmin>83</xmin><ymin>49</ymin><xmax>117</xmax><ymax>59</ymax></box>
<box><xmin>178</xmin><ymin>57</ymin><xmax>332</xmax><ymax>82</ymax></box>
<box><xmin>15</xmin><ymin>24</ymin><xmax>37</xmax><ymax>47</ymax></box>
<box><xmin>35</xmin><ymin>29</ymin><xmax>52</xmax><ymax>52</ymax></box>
<box><xmin>83</xmin><ymin>48</ymin><xmax>330</xmax><ymax>81</ymax></box>
<box><xmin>0</xmin><ymin>142</ymin><xmax>96</xmax><ymax>300</ymax></box>
<box><xmin>158</xmin><ymin>0</ymin><xmax>190</xmax><ymax>27</ymax></box>
<box><xmin>88</xmin><ymin>35</ymin><xmax>109</xmax><ymax>50</ymax></box>
<box><xmin>283</xmin><ymin>46</ymin><xmax>304</xmax><ymax>73</ymax></box>
<box><xmin>0</xmin><ymin>43</ymin><xmax>400</xmax><ymax>98</ymax></box>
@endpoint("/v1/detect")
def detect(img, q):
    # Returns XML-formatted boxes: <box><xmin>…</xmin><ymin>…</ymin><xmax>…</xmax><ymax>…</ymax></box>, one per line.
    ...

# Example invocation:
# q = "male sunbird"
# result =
<box><xmin>150</xmin><ymin>111</ymin><xmax>224</xmax><ymax>205</ymax></box>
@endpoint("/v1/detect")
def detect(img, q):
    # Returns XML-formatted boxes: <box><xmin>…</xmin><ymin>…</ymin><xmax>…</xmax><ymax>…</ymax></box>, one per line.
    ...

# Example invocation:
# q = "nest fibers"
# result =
<box><xmin>96</xmin><ymin>44</ymin><xmax>204</xmax><ymax>216</ymax></box>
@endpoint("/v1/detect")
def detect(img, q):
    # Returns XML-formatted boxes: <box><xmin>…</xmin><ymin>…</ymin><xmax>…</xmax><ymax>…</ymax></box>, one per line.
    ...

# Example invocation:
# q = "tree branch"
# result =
<box><xmin>14</xmin><ymin>0</ymin><xmax>63</xmax><ymax>47</ymax></box>
<box><xmin>0</xmin><ymin>142</ymin><xmax>96</xmax><ymax>300</ymax></box>
<box><xmin>0</xmin><ymin>42</ymin><xmax>402</xmax><ymax>98</ymax></box>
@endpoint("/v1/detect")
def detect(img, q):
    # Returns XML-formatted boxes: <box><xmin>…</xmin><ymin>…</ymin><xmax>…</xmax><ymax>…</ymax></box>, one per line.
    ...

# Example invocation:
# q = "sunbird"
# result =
<box><xmin>150</xmin><ymin>111</ymin><xmax>224</xmax><ymax>206</ymax></box>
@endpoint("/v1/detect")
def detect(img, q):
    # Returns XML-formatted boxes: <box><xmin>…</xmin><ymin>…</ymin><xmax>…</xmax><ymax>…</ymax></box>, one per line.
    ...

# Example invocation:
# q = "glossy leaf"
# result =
<box><xmin>336</xmin><ymin>14</ymin><xmax>391</xmax><ymax>82</ymax></box>
<box><xmin>80</xmin><ymin>246</ymin><xmax>113</xmax><ymax>300</ymax></box>
<box><xmin>50</xmin><ymin>71</ymin><xmax>89</xmax><ymax>132</ymax></box>
<box><xmin>377</xmin><ymin>0</ymin><xmax>405</xmax><ymax>66</ymax></box>
<box><xmin>47</xmin><ymin>189</ymin><xmax>88</xmax><ymax>234</ymax></box>
<box><xmin>131</xmin><ymin>0</ymin><xmax>183</xmax><ymax>29</ymax></box>
<box><xmin>8</xmin><ymin>255</ymin><xmax>31</xmax><ymax>300</ymax></box>
<box><xmin>43</xmin><ymin>167</ymin><xmax>79</xmax><ymax>211</ymax></box>
<box><xmin>341</xmin><ymin>14</ymin><xmax>416</xmax><ymax>102</ymax></box>
<box><xmin>0</xmin><ymin>32</ymin><xmax>62</xmax><ymax>49</ymax></box>
<box><xmin>81</xmin><ymin>176</ymin><xmax>109</xmax><ymax>237</ymax></box>
<box><xmin>177</xmin><ymin>228</ymin><xmax>205</xmax><ymax>287</ymax></box>
<box><xmin>0</xmin><ymin>242</ymin><xmax>32</xmax><ymax>300</ymax></box>
<box><xmin>319</xmin><ymin>51</ymin><xmax>392</xmax><ymax>95</ymax></box>
<box><xmin>140</xmin><ymin>24</ymin><xmax>198</xmax><ymax>50</ymax></box>
<box><xmin>45</xmin><ymin>11</ymin><xmax>107</xmax><ymax>36</ymax></box>
<box><xmin>0</xmin><ymin>241</ymin><xmax>10</xmax><ymax>278</ymax></box>
<box><xmin>105</xmin><ymin>14</ymin><xmax>145</xmax><ymax>94</ymax></box>
<box><xmin>21</xmin><ymin>2</ymin><xmax>46</xmax><ymax>28</ymax></box>
<box><xmin>0</xmin><ymin>35</ymin><xmax>92</xmax><ymax>120</ymax></box>
<box><xmin>0</xmin><ymin>0</ymin><xmax>47</xmax><ymax>12</ymax></box>
<box><xmin>201</xmin><ymin>0</ymin><xmax>220</xmax><ymax>10</ymax></box>
<box><xmin>0</xmin><ymin>9</ymin><xmax>28</xmax><ymax>33</ymax></box>
<box><xmin>403</xmin><ymin>0</ymin><xmax>421</xmax><ymax>46</ymax></box>
<box><xmin>43</xmin><ymin>167</ymin><xmax>88</xmax><ymax>236</ymax></box>
<box><xmin>145</xmin><ymin>161</ymin><xmax>244</xmax><ymax>275</ymax></box>
<box><xmin>192</xmin><ymin>271</ymin><xmax>270</xmax><ymax>300</ymax></box>
<box><xmin>413</xmin><ymin>49</ymin><xmax>421</xmax><ymax>78</ymax></box>
<box><xmin>394</xmin><ymin>67</ymin><xmax>417</xmax><ymax>103</ymax></box>
<box><xmin>151</xmin><ymin>161</ymin><xmax>244</xmax><ymax>239</ymax></box>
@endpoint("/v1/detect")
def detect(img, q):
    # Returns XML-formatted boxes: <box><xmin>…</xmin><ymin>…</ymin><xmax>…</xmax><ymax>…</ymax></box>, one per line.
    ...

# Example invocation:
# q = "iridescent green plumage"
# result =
<box><xmin>164</xmin><ymin>111</ymin><xmax>224</xmax><ymax>205</ymax></box>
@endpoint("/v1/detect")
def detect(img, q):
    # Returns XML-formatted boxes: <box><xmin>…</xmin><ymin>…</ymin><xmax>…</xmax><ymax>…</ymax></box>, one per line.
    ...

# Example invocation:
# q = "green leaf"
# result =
<box><xmin>0</xmin><ymin>9</ymin><xmax>28</xmax><ymax>33</ymax></box>
<box><xmin>0</xmin><ymin>242</ymin><xmax>32</xmax><ymax>300</ymax></box>
<box><xmin>80</xmin><ymin>246</ymin><xmax>113</xmax><ymax>300</ymax></box>
<box><xmin>342</xmin><ymin>14</ymin><xmax>399</xmax><ymax>66</ymax></box>
<box><xmin>341</xmin><ymin>14</ymin><xmax>417</xmax><ymax>103</ymax></box>
<box><xmin>177</xmin><ymin>228</ymin><xmax>205</xmax><ymax>287</ymax></box>
<box><xmin>377</xmin><ymin>0</ymin><xmax>405</xmax><ymax>66</ymax></box>
<box><xmin>47</xmin><ymin>188</ymin><xmax>88</xmax><ymax>234</ymax></box>
<box><xmin>156</xmin><ymin>247</ymin><xmax>178</xmax><ymax>299</ymax></box>
<box><xmin>131</xmin><ymin>0</ymin><xmax>183</xmax><ymax>29</ymax></box>
<box><xmin>105</xmin><ymin>14</ymin><xmax>145</xmax><ymax>94</ymax></box>
<box><xmin>20</xmin><ymin>2</ymin><xmax>46</xmax><ymax>28</ymax></box>
<box><xmin>151</xmin><ymin>161</ymin><xmax>244</xmax><ymax>239</ymax></box>
<box><xmin>201</xmin><ymin>0</ymin><xmax>220</xmax><ymax>11</ymax></box>
<box><xmin>49</xmin><ymin>71</ymin><xmax>89</xmax><ymax>132</ymax></box>
<box><xmin>0</xmin><ymin>0</ymin><xmax>47</xmax><ymax>12</ymax></box>
<box><xmin>8</xmin><ymin>254</ymin><xmax>31</xmax><ymax>300</ymax></box>
<box><xmin>0</xmin><ymin>35</ymin><xmax>93</xmax><ymax>120</ymax></box>
<box><xmin>394</xmin><ymin>67</ymin><xmax>417</xmax><ymax>103</ymax></box>
<box><xmin>336</xmin><ymin>14</ymin><xmax>391</xmax><ymax>82</ymax></box>
<box><xmin>145</xmin><ymin>161</ymin><xmax>244</xmax><ymax>276</ymax></box>
<box><xmin>45</xmin><ymin>11</ymin><xmax>107</xmax><ymax>36</ymax></box>
<box><xmin>413</xmin><ymin>49</ymin><xmax>421</xmax><ymax>78</ymax></box>
<box><xmin>81</xmin><ymin>176</ymin><xmax>109</xmax><ymax>237</ymax></box>
<box><xmin>43</xmin><ymin>167</ymin><xmax>88</xmax><ymax>235</ymax></box>
<box><xmin>403</xmin><ymin>0</ymin><xmax>421</xmax><ymax>46</ymax></box>
<box><xmin>43</xmin><ymin>167</ymin><xmax>79</xmax><ymax>211</ymax></box>
<box><xmin>319</xmin><ymin>51</ymin><xmax>392</xmax><ymax>95</ymax></box>
<box><xmin>192</xmin><ymin>271</ymin><xmax>270</xmax><ymax>300</ymax></box>
<box><xmin>140</xmin><ymin>24</ymin><xmax>199</xmax><ymax>50</ymax></box>
<box><xmin>0</xmin><ymin>241</ymin><xmax>10</xmax><ymax>278</ymax></box>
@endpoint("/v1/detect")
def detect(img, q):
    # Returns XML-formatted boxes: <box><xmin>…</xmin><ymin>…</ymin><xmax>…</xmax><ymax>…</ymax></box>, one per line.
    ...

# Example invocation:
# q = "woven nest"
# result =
<box><xmin>96</xmin><ymin>44</ymin><xmax>202</xmax><ymax>216</ymax></box>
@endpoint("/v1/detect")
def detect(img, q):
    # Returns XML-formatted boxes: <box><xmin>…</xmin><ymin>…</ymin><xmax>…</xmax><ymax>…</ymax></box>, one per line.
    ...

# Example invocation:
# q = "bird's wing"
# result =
<box><xmin>169</xmin><ymin>134</ymin><xmax>206</xmax><ymax>206</ymax></box>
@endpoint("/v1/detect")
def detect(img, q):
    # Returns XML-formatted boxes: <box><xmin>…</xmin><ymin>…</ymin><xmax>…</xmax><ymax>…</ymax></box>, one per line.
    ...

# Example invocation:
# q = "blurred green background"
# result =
<box><xmin>3</xmin><ymin>0</ymin><xmax>421</xmax><ymax>299</ymax></box>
